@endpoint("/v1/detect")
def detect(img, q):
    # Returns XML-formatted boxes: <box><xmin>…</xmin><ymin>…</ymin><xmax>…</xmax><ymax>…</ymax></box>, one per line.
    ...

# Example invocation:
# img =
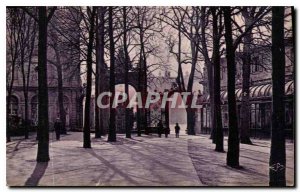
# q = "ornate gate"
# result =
<box><xmin>147</xmin><ymin>91</ymin><xmax>175</xmax><ymax>131</ymax></box>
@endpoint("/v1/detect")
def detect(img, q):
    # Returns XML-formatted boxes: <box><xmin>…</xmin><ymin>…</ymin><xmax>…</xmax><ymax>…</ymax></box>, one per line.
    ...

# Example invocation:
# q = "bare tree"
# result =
<box><xmin>239</xmin><ymin>8</ymin><xmax>255</xmax><ymax>145</ymax></box>
<box><xmin>95</xmin><ymin>7</ymin><xmax>107</xmax><ymax>138</ymax></box>
<box><xmin>23</xmin><ymin>6</ymin><xmax>57</xmax><ymax>162</ymax></box>
<box><xmin>83</xmin><ymin>6</ymin><xmax>97</xmax><ymax>148</ymax></box>
<box><xmin>223</xmin><ymin>6</ymin><xmax>240</xmax><ymax>167</ymax></box>
<box><xmin>199</xmin><ymin>7</ymin><xmax>216</xmax><ymax>142</ymax></box>
<box><xmin>48</xmin><ymin>12</ymin><xmax>68</xmax><ymax>135</ymax></box>
<box><xmin>18</xmin><ymin>9</ymin><xmax>37</xmax><ymax>139</ymax></box>
<box><xmin>269</xmin><ymin>6</ymin><xmax>286</xmax><ymax>187</ymax></box>
<box><xmin>6</xmin><ymin>8</ymin><xmax>23</xmax><ymax>142</ymax></box>
<box><xmin>132</xmin><ymin>7</ymin><xmax>147</xmax><ymax>136</ymax></box>
<box><xmin>97</xmin><ymin>7</ymin><xmax>107</xmax><ymax>138</ymax></box>
<box><xmin>237</xmin><ymin>7</ymin><xmax>271</xmax><ymax>144</ymax></box>
<box><xmin>123</xmin><ymin>6</ymin><xmax>131</xmax><ymax>138</ymax></box>
<box><xmin>158</xmin><ymin>6</ymin><xmax>203</xmax><ymax>135</ymax></box>
<box><xmin>211</xmin><ymin>7</ymin><xmax>224</xmax><ymax>152</ymax></box>
<box><xmin>199</xmin><ymin>7</ymin><xmax>225</xmax><ymax>150</ymax></box>
<box><xmin>129</xmin><ymin>7</ymin><xmax>161</xmax><ymax>135</ymax></box>
<box><xmin>107</xmin><ymin>7</ymin><xmax>117</xmax><ymax>142</ymax></box>
<box><xmin>222</xmin><ymin>6</ymin><xmax>271</xmax><ymax>167</ymax></box>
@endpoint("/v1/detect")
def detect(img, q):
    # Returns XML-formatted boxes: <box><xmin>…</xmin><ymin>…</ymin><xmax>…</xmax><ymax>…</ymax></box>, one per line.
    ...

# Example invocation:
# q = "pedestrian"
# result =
<box><xmin>54</xmin><ymin>118</ymin><xmax>61</xmax><ymax>140</ymax></box>
<box><xmin>157</xmin><ymin>120</ymin><xmax>163</xmax><ymax>138</ymax></box>
<box><xmin>175</xmin><ymin>123</ymin><xmax>180</xmax><ymax>138</ymax></box>
<box><xmin>164</xmin><ymin>126</ymin><xmax>170</xmax><ymax>138</ymax></box>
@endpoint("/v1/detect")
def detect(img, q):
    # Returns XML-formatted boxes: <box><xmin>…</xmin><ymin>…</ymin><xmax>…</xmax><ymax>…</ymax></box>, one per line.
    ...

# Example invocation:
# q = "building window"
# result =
<box><xmin>8</xmin><ymin>96</ymin><xmax>18</xmax><ymax>115</ymax></box>
<box><xmin>251</xmin><ymin>56</ymin><xmax>261</xmax><ymax>73</ymax></box>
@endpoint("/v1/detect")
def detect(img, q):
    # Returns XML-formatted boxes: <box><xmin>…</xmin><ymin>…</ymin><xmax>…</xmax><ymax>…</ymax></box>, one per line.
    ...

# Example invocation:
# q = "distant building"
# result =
<box><xmin>196</xmin><ymin>38</ymin><xmax>294</xmax><ymax>138</ymax></box>
<box><xmin>7</xmin><ymin>8</ymin><xmax>83</xmax><ymax>132</ymax></box>
<box><xmin>8</xmin><ymin>58</ymin><xmax>83</xmax><ymax>131</ymax></box>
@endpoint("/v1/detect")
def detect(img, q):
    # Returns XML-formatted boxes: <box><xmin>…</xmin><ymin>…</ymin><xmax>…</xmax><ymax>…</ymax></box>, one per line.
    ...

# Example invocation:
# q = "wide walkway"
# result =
<box><xmin>6</xmin><ymin>132</ymin><xmax>294</xmax><ymax>186</ymax></box>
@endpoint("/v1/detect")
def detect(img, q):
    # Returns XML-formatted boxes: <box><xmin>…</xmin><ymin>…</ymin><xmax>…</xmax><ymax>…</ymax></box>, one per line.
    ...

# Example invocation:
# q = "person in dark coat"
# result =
<box><xmin>157</xmin><ymin>120</ymin><xmax>163</xmax><ymax>137</ymax></box>
<box><xmin>175</xmin><ymin>123</ymin><xmax>180</xmax><ymax>138</ymax></box>
<box><xmin>54</xmin><ymin>118</ymin><xmax>61</xmax><ymax>140</ymax></box>
<box><xmin>164</xmin><ymin>126</ymin><xmax>170</xmax><ymax>138</ymax></box>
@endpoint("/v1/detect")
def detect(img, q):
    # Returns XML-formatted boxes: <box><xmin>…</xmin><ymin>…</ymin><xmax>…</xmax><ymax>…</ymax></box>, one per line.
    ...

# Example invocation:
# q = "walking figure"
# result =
<box><xmin>157</xmin><ymin>120</ymin><xmax>163</xmax><ymax>138</ymax></box>
<box><xmin>54</xmin><ymin>118</ymin><xmax>61</xmax><ymax>140</ymax></box>
<box><xmin>164</xmin><ymin>126</ymin><xmax>170</xmax><ymax>138</ymax></box>
<box><xmin>175</xmin><ymin>123</ymin><xmax>180</xmax><ymax>138</ymax></box>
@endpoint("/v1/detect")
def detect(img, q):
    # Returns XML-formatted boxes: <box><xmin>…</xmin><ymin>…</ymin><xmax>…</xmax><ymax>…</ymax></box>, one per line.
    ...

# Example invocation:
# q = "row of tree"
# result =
<box><xmin>158</xmin><ymin>8</ymin><xmax>293</xmax><ymax>186</ymax></box>
<box><xmin>6</xmin><ymin>6</ymin><xmax>167</xmax><ymax>154</ymax></box>
<box><xmin>6</xmin><ymin>6</ymin><xmax>293</xmax><ymax>186</ymax></box>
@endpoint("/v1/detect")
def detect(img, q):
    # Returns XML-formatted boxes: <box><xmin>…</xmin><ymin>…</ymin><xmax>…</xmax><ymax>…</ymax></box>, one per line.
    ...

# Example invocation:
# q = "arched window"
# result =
<box><xmin>56</xmin><ymin>96</ymin><xmax>70</xmax><ymax>126</ymax></box>
<box><xmin>9</xmin><ymin>96</ymin><xmax>18</xmax><ymax>115</ymax></box>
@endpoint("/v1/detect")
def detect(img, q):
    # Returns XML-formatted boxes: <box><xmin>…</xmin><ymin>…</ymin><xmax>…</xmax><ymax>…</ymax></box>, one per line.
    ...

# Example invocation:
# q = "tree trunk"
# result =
<box><xmin>269</xmin><ymin>6</ymin><xmax>286</xmax><ymax>187</ymax></box>
<box><xmin>208</xmin><ymin>66</ymin><xmax>215</xmax><ymax>142</ymax></box>
<box><xmin>240</xmin><ymin>10</ymin><xmax>253</xmax><ymax>145</ymax></box>
<box><xmin>24</xmin><ymin>95</ymin><xmax>29</xmax><ymax>139</ymax></box>
<box><xmin>98</xmin><ymin>7</ymin><xmax>106</xmax><ymax>136</ymax></box>
<box><xmin>21</xmin><ymin>45</ymin><xmax>29</xmax><ymax>139</ymax></box>
<box><xmin>22</xmin><ymin>19</ymin><xmax>35</xmax><ymax>140</ymax></box>
<box><xmin>123</xmin><ymin>7</ymin><xmax>131</xmax><ymax>139</ymax></box>
<box><xmin>240</xmin><ymin>54</ymin><xmax>252</xmax><ymax>144</ymax></box>
<box><xmin>186</xmin><ymin>40</ymin><xmax>197</xmax><ymax>135</ymax></box>
<box><xmin>94</xmin><ymin>53</ymin><xmax>100</xmax><ymax>138</ymax></box>
<box><xmin>223</xmin><ymin>7</ymin><xmax>240</xmax><ymax>168</ymax></box>
<box><xmin>136</xmin><ymin>12</ymin><xmax>143</xmax><ymax>137</ymax></box>
<box><xmin>176</xmin><ymin>26</ymin><xmax>185</xmax><ymax>92</ymax></box>
<box><xmin>212</xmin><ymin>7</ymin><xmax>224</xmax><ymax>152</ymax></box>
<box><xmin>83</xmin><ymin>7</ymin><xmax>96</xmax><ymax>148</ymax></box>
<box><xmin>136</xmin><ymin>108</ymin><xmax>141</xmax><ymax>136</ymax></box>
<box><xmin>20</xmin><ymin>43</ymin><xmax>30</xmax><ymax>139</ymax></box>
<box><xmin>142</xmin><ymin>39</ymin><xmax>148</xmax><ymax>135</ymax></box>
<box><xmin>25</xmin><ymin>20</ymin><xmax>36</xmax><ymax>139</ymax></box>
<box><xmin>94</xmin><ymin>9</ymin><xmax>101</xmax><ymax>138</ymax></box>
<box><xmin>200</xmin><ymin>7</ymin><xmax>215</xmax><ymax>140</ymax></box>
<box><xmin>186</xmin><ymin>107</ymin><xmax>195</xmax><ymax>135</ymax></box>
<box><xmin>53</xmin><ymin>47</ymin><xmax>66</xmax><ymax>135</ymax></box>
<box><xmin>36</xmin><ymin>7</ymin><xmax>50</xmax><ymax>162</ymax></box>
<box><xmin>140</xmin><ymin>27</ymin><xmax>147</xmax><ymax>135</ymax></box>
<box><xmin>137</xmin><ymin>49</ymin><xmax>142</xmax><ymax>137</ymax></box>
<box><xmin>107</xmin><ymin>7</ymin><xmax>116</xmax><ymax>142</ymax></box>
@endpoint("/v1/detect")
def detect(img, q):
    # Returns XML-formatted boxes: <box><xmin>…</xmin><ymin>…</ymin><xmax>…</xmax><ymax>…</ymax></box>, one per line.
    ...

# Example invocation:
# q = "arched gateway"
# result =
<box><xmin>98</xmin><ymin>68</ymin><xmax>181</xmax><ymax>134</ymax></box>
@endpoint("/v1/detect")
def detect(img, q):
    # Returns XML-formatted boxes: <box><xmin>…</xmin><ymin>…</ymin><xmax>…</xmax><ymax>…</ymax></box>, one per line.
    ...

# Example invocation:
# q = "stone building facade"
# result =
<box><xmin>7</xmin><ymin>8</ymin><xmax>83</xmax><ymax>131</ymax></box>
<box><xmin>8</xmin><ymin>57</ymin><xmax>83</xmax><ymax>130</ymax></box>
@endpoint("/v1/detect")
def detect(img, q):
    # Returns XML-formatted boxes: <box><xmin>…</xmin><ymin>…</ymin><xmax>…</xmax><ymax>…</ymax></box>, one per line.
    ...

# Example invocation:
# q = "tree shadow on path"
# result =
<box><xmin>86</xmin><ymin>149</ymin><xmax>140</xmax><ymax>186</ymax></box>
<box><xmin>24</xmin><ymin>162</ymin><xmax>49</xmax><ymax>186</ymax></box>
